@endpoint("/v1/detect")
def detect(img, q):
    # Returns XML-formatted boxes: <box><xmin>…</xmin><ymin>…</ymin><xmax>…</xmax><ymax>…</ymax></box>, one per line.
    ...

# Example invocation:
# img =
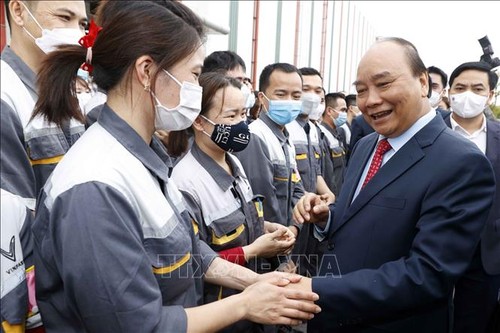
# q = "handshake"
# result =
<box><xmin>239</xmin><ymin>272</ymin><xmax>320</xmax><ymax>327</ymax></box>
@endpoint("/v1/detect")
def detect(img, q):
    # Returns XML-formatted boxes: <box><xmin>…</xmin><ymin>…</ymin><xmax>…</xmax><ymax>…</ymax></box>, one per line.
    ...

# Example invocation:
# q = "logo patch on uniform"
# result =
<box><xmin>1</xmin><ymin>236</ymin><xmax>16</xmax><ymax>262</ymax></box>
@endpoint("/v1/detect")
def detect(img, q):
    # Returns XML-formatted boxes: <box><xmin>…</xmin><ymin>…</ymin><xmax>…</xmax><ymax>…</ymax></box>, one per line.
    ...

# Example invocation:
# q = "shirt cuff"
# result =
<box><xmin>218</xmin><ymin>246</ymin><xmax>246</xmax><ymax>266</ymax></box>
<box><xmin>313</xmin><ymin>211</ymin><xmax>332</xmax><ymax>242</ymax></box>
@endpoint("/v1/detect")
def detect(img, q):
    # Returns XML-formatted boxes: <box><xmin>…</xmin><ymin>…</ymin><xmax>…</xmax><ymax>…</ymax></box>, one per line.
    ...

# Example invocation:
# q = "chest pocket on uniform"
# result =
<box><xmin>146</xmin><ymin>215</ymin><xmax>195</xmax><ymax>304</ymax></box>
<box><xmin>331</xmin><ymin>146</ymin><xmax>346</xmax><ymax>168</ymax></box>
<box><xmin>27</xmin><ymin>134</ymin><xmax>69</xmax><ymax>164</ymax></box>
<box><xmin>209</xmin><ymin>209</ymin><xmax>248</xmax><ymax>252</ymax></box>
<box><xmin>273</xmin><ymin>163</ymin><xmax>290</xmax><ymax>200</ymax></box>
<box><xmin>294</xmin><ymin>145</ymin><xmax>309</xmax><ymax>179</ymax></box>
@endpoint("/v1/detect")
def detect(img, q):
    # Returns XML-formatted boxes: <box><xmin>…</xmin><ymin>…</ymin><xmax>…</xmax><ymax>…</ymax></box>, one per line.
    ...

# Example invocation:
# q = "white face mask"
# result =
<box><xmin>77</xmin><ymin>91</ymin><xmax>92</xmax><ymax>112</ymax></box>
<box><xmin>429</xmin><ymin>90</ymin><xmax>442</xmax><ymax>108</ymax></box>
<box><xmin>309</xmin><ymin>102</ymin><xmax>325</xmax><ymax>121</ymax></box>
<box><xmin>301</xmin><ymin>92</ymin><xmax>321</xmax><ymax>116</ymax></box>
<box><xmin>152</xmin><ymin>70</ymin><xmax>203</xmax><ymax>131</ymax></box>
<box><xmin>450</xmin><ymin>91</ymin><xmax>488</xmax><ymax>119</ymax></box>
<box><xmin>21</xmin><ymin>2</ymin><xmax>83</xmax><ymax>54</ymax></box>
<box><xmin>241</xmin><ymin>84</ymin><xmax>256</xmax><ymax>110</ymax></box>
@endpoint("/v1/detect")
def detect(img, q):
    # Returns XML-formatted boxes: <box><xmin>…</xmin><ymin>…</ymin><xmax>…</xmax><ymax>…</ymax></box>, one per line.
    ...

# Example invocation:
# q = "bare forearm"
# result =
<box><xmin>204</xmin><ymin>257</ymin><xmax>259</xmax><ymax>291</ymax></box>
<box><xmin>185</xmin><ymin>293</ymin><xmax>246</xmax><ymax>333</ymax></box>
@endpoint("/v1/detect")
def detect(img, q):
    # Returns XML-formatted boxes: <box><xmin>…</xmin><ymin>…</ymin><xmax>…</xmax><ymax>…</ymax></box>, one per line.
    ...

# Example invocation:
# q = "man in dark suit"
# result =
<box><xmin>443</xmin><ymin>61</ymin><xmax>500</xmax><ymax>333</ymax></box>
<box><xmin>290</xmin><ymin>37</ymin><xmax>496</xmax><ymax>332</ymax></box>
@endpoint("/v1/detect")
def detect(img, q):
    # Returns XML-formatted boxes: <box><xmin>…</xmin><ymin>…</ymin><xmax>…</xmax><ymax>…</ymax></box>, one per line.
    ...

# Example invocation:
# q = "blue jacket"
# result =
<box><xmin>309</xmin><ymin>115</ymin><xmax>495</xmax><ymax>332</ymax></box>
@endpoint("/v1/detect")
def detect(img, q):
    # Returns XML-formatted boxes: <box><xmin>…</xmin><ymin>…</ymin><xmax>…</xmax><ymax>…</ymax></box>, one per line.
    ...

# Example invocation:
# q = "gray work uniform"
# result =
<box><xmin>1</xmin><ymin>47</ymin><xmax>85</xmax><ymax>206</ymax></box>
<box><xmin>234</xmin><ymin>112</ymin><xmax>305</xmax><ymax>227</ymax></box>
<box><xmin>286</xmin><ymin>117</ymin><xmax>322</xmax><ymax>193</ymax></box>
<box><xmin>172</xmin><ymin>143</ymin><xmax>268</xmax><ymax>333</ymax></box>
<box><xmin>32</xmin><ymin>104</ymin><xmax>217</xmax><ymax>333</ymax></box>
<box><xmin>1</xmin><ymin>190</ymin><xmax>42</xmax><ymax>330</ymax></box>
<box><xmin>286</xmin><ymin>118</ymin><xmax>329</xmax><ymax>277</ymax></box>
<box><xmin>318</xmin><ymin>122</ymin><xmax>346</xmax><ymax>196</ymax></box>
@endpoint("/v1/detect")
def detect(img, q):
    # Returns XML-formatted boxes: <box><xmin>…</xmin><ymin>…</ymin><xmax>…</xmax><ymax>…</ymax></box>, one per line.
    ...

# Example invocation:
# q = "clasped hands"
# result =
<box><xmin>242</xmin><ymin>272</ymin><xmax>320</xmax><ymax>326</ymax></box>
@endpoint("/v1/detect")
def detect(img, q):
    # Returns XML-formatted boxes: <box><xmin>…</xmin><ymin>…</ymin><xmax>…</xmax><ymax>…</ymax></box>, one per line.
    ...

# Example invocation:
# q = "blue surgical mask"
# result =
<box><xmin>333</xmin><ymin>112</ymin><xmax>347</xmax><ymax>127</ymax></box>
<box><xmin>262</xmin><ymin>94</ymin><xmax>302</xmax><ymax>126</ymax></box>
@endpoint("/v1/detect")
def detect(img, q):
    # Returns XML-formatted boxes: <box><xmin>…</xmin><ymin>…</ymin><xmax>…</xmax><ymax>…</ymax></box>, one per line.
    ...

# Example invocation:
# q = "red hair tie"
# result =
<box><xmin>79</xmin><ymin>19</ymin><xmax>102</xmax><ymax>73</ymax></box>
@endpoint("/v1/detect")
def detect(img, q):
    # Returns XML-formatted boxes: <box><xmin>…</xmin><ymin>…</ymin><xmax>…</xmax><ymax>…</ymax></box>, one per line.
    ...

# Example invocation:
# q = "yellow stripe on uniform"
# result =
<box><xmin>254</xmin><ymin>201</ymin><xmax>264</xmax><ymax>218</ymax></box>
<box><xmin>274</xmin><ymin>177</ymin><xmax>288</xmax><ymax>181</ymax></box>
<box><xmin>315</xmin><ymin>152</ymin><xmax>321</xmax><ymax>159</ymax></box>
<box><xmin>332</xmin><ymin>151</ymin><xmax>344</xmax><ymax>158</ymax></box>
<box><xmin>30</xmin><ymin>155</ymin><xmax>64</xmax><ymax>166</ymax></box>
<box><xmin>218</xmin><ymin>286</ymin><xmax>224</xmax><ymax>300</ymax></box>
<box><xmin>1</xmin><ymin>321</ymin><xmax>24</xmax><ymax>333</ymax></box>
<box><xmin>211</xmin><ymin>224</ymin><xmax>245</xmax><ymax>245</ymax></box>
<box><xmin>296</xmin><ymin>153</ymin><xmax>308</xmax><ymax>160</ymax></box>
<box><xmin>192</xmin><ymin>220</ymin><xmax>199</xmax><ymax>235</ymax></box>
<box><xmin>291</xmin><ymin>171</ymin><xmax>301</xmax><ymax>183</ymax></box>
<box><xmin>152</xmin><ymin>252</ymin><xmax>191</xmax><ymax>274</ymax></box>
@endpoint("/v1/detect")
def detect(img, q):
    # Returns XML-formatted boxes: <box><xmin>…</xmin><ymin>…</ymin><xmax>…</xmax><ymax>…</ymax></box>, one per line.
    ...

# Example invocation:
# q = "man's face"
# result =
<box><xmin>259</xmin><ymin>70</ymin><xmax>302</xmax><ymax>110</ymax></box>
<box><xmin>226</xmin><ymin>65</ymin><xmax>252</xmax><ymax>89</ymax></box>
<box><xmin>354</xmin><ymin>41</ymin><xmax>428</xmax><ymax>138</ymax></box>
<box><xmin>22</xmin><ymin>1</ymin><xmax>88</xmax><ymax>37</ymax></box>
<box><xmin>429</xmin><ymin>72</ymin><xmax>445</xmax><ymax>93</ymax></box>
<box><xmin>449</xmin><ymin>69</ymin><xmax>492</xmax><ymax>102</ymax></box>
<box><xmin>347</xmin><ymin>100</ymin><xmax>360</xmax><ymax>116</ymax></box>
<box><xmin>302</xmin><ymin>74</ymin><xmax>323</xmax><ymax>97</ymax></box>
<box><xmin>330</xmin><ymin>98</ymin><xmax>347</xmax><ymax>120</ymax></box>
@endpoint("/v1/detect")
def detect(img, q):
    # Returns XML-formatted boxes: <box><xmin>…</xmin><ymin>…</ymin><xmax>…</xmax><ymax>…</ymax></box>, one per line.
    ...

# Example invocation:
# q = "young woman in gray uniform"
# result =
<box><xmin>171</xmin><ymin>72</ymin><xmax>296</xmax><ymax>332</ymax></box>
<box><xmin>30</xmin><ymin>2</ymin><xmax>320</xmax><ymax>332</ymax></box>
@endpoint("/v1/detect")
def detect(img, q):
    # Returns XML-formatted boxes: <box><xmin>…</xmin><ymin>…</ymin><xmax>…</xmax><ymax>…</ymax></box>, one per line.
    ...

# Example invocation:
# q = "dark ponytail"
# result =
<box><xmin>32</xmin><ymin>0</ymin><xmax>205</xmax><ymax>129</ymax></box>
<box><xmin>32</xmin><ymin>45</ymin><xmax>87</xmax><ymax>126</ymax></box>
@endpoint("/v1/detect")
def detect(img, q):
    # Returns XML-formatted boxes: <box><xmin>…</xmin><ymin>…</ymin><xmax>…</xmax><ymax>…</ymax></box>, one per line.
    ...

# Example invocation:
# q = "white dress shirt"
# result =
<box><xmin>450</xmin><ymin>114</ymin><xmax>487</xmax><ymax>154</ymax></box>
<box><xmin>314</xmin><ymin>109</ymin><xmax>437</xmax><ymax>241</ymax></box>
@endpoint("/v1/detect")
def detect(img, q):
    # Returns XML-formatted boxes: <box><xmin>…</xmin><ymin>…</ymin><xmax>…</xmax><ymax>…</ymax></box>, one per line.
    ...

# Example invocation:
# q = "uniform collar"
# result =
<box><xmin>320</xmin><ymin>121</ymin><xmax>340</xmax><ymax>138</ymax></box>
<box><xmin>1</xmin><ymin>46</ymin><xmax>38</xmax><ymax>96</ymax></box>
<box><xmin>259</xmin><ymin>111</ymin><xmax>289</xmax><ymax>144</ymax></box>
<box><xmin>98</xmin><ymin>104</ymin><xmax>173</xmax><ymax>182</ymax></box>
<box><xmin>190</xmin><ymin>142</ymin><xmax>244</xmax><ymax>192</ymax></box>
<box><xmin>295</xmin><ymin>116</ymin><xmax>309</xmax><ymax>127</ymax></box>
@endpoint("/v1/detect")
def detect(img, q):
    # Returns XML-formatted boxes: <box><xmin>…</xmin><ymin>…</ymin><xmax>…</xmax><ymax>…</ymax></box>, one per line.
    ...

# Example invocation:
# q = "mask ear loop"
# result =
<box><xmin>163</xmin><ymin>69</ymin><xmax>182</xmax><ymax>87</ymax></box>
<box><xmin>260</xmin><ymin>93</ymin><xmax>270</xmax><ymax>113</ymax></box>
<box><xmin>20</xmin><ymin>1</ymin><xmax>43</xmax><ymax>40</ymax></box>
<box><xmin>199</xmin><ymin>115</ymin><xmax>215</xmax><ymax>138</ymax></box>
<box><xmin>20</xmin><ymin>1</ymin><xmax>44</xmax><ymax>30</ymax></box>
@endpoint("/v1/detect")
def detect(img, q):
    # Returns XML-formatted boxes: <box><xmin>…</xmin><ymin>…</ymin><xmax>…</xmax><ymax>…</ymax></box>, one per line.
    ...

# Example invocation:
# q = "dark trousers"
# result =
<box><xmin>453</xmin><ymin>246</ymin><xmax>500</xmax><ymax>333</ymax></box>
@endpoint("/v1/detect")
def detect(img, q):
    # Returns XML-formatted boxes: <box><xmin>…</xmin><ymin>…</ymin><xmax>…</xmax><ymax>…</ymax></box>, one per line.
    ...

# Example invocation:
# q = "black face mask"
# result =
<box><xmin>201</xmin><ymin>116</ymin><xmax>251</xmax><ymax>153</ymax></box>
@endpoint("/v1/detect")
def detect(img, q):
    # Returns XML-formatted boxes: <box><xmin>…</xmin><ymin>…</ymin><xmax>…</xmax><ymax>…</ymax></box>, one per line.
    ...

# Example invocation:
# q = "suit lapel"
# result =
<box><xmin>331</xmin><ymin>115</ymin><xmax>447</xmax><ymax>234</ymax></box>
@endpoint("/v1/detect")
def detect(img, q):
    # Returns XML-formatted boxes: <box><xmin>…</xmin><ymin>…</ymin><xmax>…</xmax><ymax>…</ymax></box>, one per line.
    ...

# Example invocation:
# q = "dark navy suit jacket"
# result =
<box><xmin>348</xmin><ymin>115</ymin><xmax>374</xmax><ymax>161</ymax></box>
<box><xmin>309</xmin><ymin>115</ymin><xmax>496</xmax><ymax>332</ymax></box>
<box><xmin>443</xmin><ymin>114</ymin><xmax>500</xmax><ymax>275</ymax></box>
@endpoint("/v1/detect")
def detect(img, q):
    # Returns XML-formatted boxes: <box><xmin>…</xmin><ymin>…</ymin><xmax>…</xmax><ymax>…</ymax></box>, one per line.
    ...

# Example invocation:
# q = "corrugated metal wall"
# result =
<box><xmin>184</xmin><ymin>0</ymin><xmax>377</xmax><ymax>94</ymax></box>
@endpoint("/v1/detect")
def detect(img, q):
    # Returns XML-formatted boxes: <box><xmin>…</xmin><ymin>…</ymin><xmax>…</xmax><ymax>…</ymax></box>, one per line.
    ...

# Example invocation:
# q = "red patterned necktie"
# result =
<box><xmin>362</xmin><ymin>139</ymin><xmax>392</xmax><ymax>188</ymax></box>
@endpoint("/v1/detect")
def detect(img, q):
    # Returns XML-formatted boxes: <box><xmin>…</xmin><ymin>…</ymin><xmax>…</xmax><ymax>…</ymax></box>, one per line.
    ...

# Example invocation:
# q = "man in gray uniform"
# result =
<box><xmin>1</xmin><ymin>0</ymin><xmax>87</xmax><ymax>205</ymax></box>
<box><xmin>235</xmin><ymin>63</ymin><xmax>305</xmax><ymax>230</ymax></box>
